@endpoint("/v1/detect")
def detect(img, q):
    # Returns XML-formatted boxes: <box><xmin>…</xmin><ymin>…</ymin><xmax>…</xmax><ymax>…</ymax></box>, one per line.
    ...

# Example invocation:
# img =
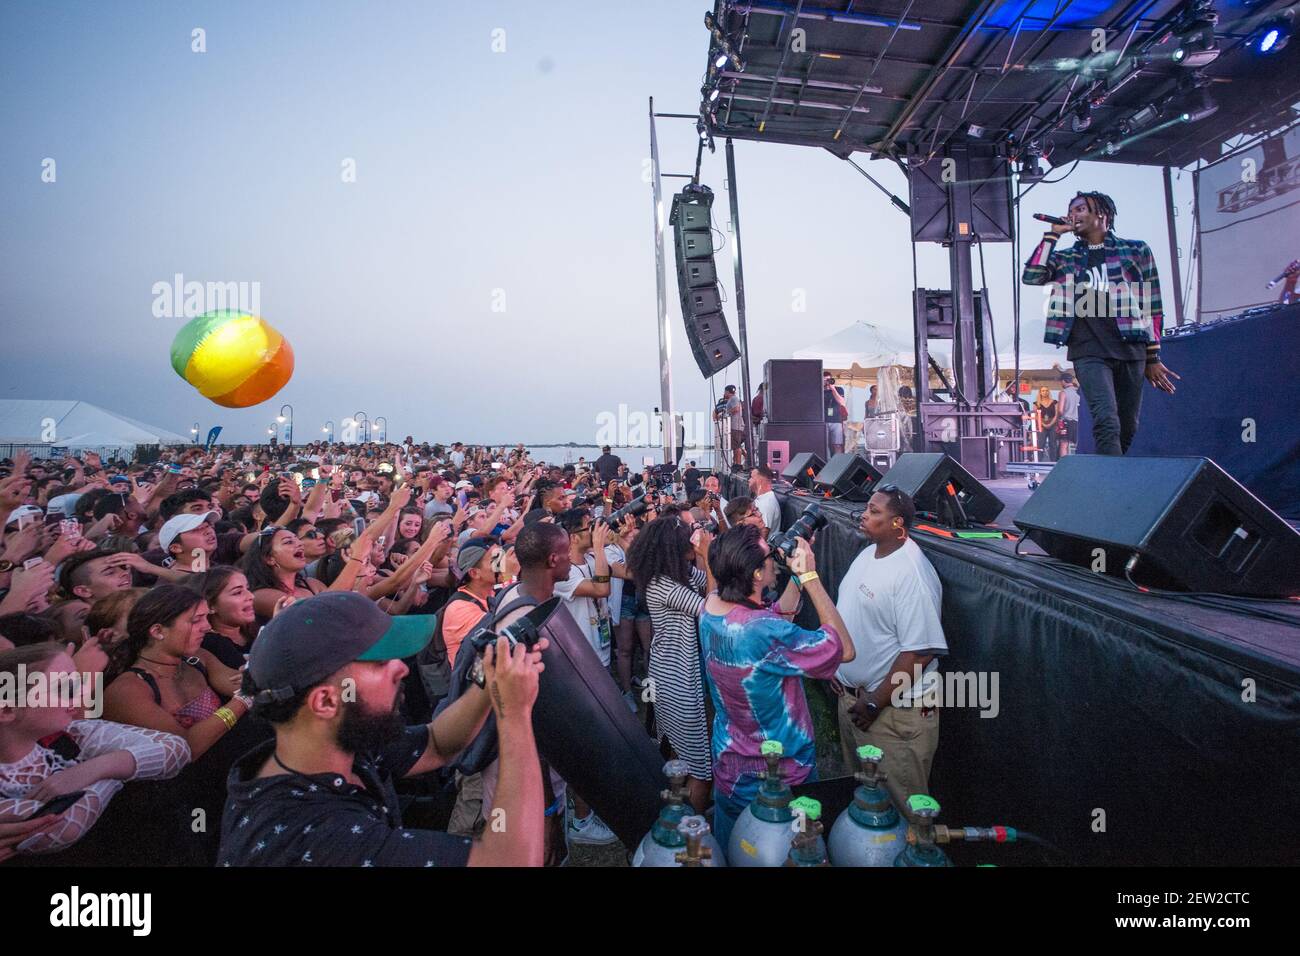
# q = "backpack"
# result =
<box><xmin>415</xmin><ymin>590</ymin><xmax>484</xmax><ymax>706</ymax></box>
<box><xmin>433</xmin><ymin>585</ymin><xmax>540</xmax><ymax>775</ymax></box>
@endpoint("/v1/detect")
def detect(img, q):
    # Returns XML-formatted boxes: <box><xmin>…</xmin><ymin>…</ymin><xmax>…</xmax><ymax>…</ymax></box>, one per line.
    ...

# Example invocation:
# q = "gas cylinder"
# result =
<box><xmin>828</xmin><ymin>744</ymin><xmax>911</xmax><ymax>867</ymax></box>
<box><xmin>728</xmin><ymin>740</ymin><xmax>798</xmax><ymax>867</ymax></box>
<box><xmin>784</xmin><ymin>797</ymin><xmax>830</xmax><ymax>866</ymax></box>
<box><xmin>632</xmin><ymin>759</ymin><xmax>727</xmax><ymax>866</ymax></box>
<box><xmin>893</xmin><ymin>794</ymin><xmax>953</xmax><ymax>867</ymax></box>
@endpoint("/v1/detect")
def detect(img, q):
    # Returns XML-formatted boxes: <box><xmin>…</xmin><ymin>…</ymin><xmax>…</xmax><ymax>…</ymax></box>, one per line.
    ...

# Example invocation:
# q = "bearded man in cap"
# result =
<box><xmin>219</xmin><ymin>591</ymin><xmax>547</xmax><ymax>866</ymax></box>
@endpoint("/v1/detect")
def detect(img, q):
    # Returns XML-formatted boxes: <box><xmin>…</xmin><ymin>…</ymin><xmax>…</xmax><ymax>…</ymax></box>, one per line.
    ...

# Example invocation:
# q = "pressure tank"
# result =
<box><xmin>728</xmin><ymin>740</ymin><xmax>798</xmax><ymax>867</ymax></box>
<box><xmin>784</xmin><ymin>797</ymin><xmax>830</xmax><ymax>867</ymax></box>
<box><xmin>893</xmin><ymin>794</ymin><xmax>953</xmax><ymax>867</ymax></box>
<box><xmin>828</xmin><ymin>744</ymin><xmax>911</xmax><ymax>867</ymax></box>
<box><xmin>632</xmin><ymin>759</ymin><xmax>727</xmax><ymax>867</ymax></box>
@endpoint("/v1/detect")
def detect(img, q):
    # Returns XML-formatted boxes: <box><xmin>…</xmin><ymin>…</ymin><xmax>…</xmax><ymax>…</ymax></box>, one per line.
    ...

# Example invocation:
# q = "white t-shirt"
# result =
<box><xmin>553</xmin><ymin>562</ymin><xmax>611</xmax><ymax>667</ymax></box>
<box><xmin>754</xmin><ymin>489</ymin><xmax>781</xmax><ymax>534</ymax></box>
<box><xmin>833</xmin><ymin>538</ymin><xmax>946</xmax><ymax>700</ymax></box>
<box><xmin>450</xmin><ymin>451</ymin><xmax>465</xmax><ymax>469</ymax></box>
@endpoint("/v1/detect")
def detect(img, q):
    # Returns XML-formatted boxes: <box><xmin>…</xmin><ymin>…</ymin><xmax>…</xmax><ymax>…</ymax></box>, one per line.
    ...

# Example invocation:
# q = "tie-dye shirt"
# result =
<box><xmin>699</xmin><ymin>603</ymin><xmax>842</xmax><ymax>801</ymax></box>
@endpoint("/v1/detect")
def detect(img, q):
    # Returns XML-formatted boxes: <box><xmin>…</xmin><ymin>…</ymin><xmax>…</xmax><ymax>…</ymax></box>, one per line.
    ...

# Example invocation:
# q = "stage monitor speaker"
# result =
<box><xmin>880</xmin><ymin>452</ymin><xmax>1005</xmax><ymax>524</ymax></box>
<box><xmin>1014</xmin><ymin>456</ymin><xmax>1300</xmax><ymax>598</ymax></box>
<box><xmin>814</xmin><ymin>453</ymin><xmax>884</xmax><ymax>502</ymax></box>
<box><xmin>684</xmin><ymin>310</ymin><xmax>739</xmax><ymax>376</ymax></box>
<box><xmin>783</xmin><ymin>452</ymin><xmax>826</xmax><ymax>490</ymax></box>
<box><xmin>762</xmin><ymin>422</ymin><xmax>827</xmax><ymax>464</ymax></box>
<box><xmin>764</xmin><ymin>359</ymin><xmax>824</xmax><ymax>423</ymax></box>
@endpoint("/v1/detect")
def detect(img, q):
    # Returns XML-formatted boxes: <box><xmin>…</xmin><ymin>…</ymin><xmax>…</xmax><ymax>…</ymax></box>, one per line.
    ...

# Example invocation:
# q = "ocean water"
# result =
<box><xmin>521</xmin><ymin>446</ymin><xmax>716</xmax><ymax>469</ymax></box>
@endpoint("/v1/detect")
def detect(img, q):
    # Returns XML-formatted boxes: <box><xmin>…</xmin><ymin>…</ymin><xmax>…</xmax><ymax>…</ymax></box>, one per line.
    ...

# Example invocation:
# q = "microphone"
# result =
<box><xmin>1033</xmin><ymin>213</ymin><xmax>1068</xmax><ymax>226</ymax></box>
<box><xmin>1265</xmin><ymin>260</ymin><xmax>1300</xmax><ymax>289</ymax></box>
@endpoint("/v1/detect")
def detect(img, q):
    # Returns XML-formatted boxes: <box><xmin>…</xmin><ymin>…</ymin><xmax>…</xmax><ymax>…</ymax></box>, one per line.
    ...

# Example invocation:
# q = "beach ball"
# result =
<box><xmin>170</xmin><ymin>310</ymin><xmax>294</xmax><ymax>408</ymax></box>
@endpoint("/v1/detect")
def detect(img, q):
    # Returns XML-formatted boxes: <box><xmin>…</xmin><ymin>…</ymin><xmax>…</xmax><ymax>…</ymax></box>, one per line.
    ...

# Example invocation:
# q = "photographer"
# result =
<box><xmin>220</xmin><ymin>591</ymin><xmax>547</xmax><ymax>866</ymax></box>
<box><xmin>699</xmin><ymin>524</ymin><xmax>855</xmax><ymax>849</ymax></box>
<box><xmin>626</xmin><ymin>517</ymin><xmax>712</xmax><ymax>811</ymax></box>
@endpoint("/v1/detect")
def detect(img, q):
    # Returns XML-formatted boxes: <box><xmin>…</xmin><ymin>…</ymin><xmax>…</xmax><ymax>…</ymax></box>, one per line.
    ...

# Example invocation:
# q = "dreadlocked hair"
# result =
<box><xmin>1074</xmin><ymin>191</ymin><xmax>1117</xmax><ymax>231</ymax></box>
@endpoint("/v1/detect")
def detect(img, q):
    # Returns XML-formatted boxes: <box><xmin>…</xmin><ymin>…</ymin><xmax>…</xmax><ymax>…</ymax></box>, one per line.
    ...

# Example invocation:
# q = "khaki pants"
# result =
<box><xmin>836</xmin><ymin>692</ymin><xmax>939</xmax><ymax>816</ymax></box>
<box><xmin>447</xmin><ymin>772</ymin><xmax>483</xmax><ymax>837</ymax></box>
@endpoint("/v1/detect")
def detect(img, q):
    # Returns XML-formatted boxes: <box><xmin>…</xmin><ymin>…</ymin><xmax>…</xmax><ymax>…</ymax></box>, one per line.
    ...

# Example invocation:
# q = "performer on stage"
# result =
<box><xmin>1022</xmin><ymin>191</ymin><xmax>1180</xmax><ymax>455</ymax></box>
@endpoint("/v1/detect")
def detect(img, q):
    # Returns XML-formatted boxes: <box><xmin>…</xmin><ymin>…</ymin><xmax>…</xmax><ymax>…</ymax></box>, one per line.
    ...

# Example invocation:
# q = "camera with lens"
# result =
<box><xmin>469</xmin><ymin>613</ymin><xmax>541</xmax><ymax>654</ymax></box>
<box><xmin>766</xmin><ymin>504</ymin><xmax>827</xmax><ymax>567</ymax></box>
<box><xmin>692</xmin><ymin>517</ymin><xmax>719</xmax><ymax>535</ymax></box>
<box><xmin>600</xmin><ymin>492</ymin><xmax>649</xmax><ymax>527</ymax></box>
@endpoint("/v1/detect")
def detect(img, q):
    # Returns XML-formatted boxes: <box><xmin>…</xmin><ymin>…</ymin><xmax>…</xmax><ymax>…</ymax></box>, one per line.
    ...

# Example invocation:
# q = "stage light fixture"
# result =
<box><xmin>1071</xmin><ymin>102</ymin><xmax>1092</xmax><ymax>132</ymax></box>
<box><xmin>1180</xmin><ymin>87</ymin><xmax>1218</xmax><ymax>124</ymax></box>
<box><xmin>1249</xmin><ymin>16</ymin><xmax>1292</xmax><ymax>54</ymax></box>
<box><xmin>714</xmin><ymin>49</ymin><xmax>729</xmax><ymax>69</ymax></box>
<box><xmin>1171</xmin><ymin>2</ymin><xmax>1220</xmax><ymax>68</ymax></box>
<box><xmin>967</xmin><ymin>123</ymin><xmax>986</xmax><ymax>138</ymax></box>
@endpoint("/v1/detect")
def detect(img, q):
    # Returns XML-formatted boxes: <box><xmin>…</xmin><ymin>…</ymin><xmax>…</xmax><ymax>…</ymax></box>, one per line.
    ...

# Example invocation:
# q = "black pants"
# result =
<box><xmin>1073</xmin><ymin>358</ymin><xmax>1145</xmax><ymax>455</ymax></box>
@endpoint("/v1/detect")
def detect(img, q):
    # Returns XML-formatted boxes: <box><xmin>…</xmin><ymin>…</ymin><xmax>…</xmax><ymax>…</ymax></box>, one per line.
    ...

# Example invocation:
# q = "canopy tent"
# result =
<box><xmin>791</xmin><ymin>321</ymin><xmax>1070</xmax><ymax>387</ymax></box>
<box><xmin>0</xmin><ymin>400</ymin><xmax>191</xmax><ymax>455</ymax></box>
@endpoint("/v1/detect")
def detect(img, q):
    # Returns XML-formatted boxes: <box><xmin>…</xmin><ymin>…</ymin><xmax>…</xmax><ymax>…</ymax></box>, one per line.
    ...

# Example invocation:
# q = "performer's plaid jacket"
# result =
<box><xmin>1022</xmin><ymin>231</ymin><xmax>1163</xmax><ymax>363</ymax></box>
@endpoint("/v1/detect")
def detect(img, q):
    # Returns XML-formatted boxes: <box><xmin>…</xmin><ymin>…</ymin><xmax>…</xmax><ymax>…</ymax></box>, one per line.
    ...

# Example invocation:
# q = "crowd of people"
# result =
<box><xmin>0</xmin><ymin>438</ymin><xmax>946</xmax><ymax>866</ymax></box>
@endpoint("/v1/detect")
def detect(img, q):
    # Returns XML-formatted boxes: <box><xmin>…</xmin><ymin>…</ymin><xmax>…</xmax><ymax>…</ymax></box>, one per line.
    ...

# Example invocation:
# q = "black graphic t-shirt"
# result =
<box><xmin>1066</xmin><ymin>245</ymin><xmax>1145</xmax><ymax>363</ymax></box>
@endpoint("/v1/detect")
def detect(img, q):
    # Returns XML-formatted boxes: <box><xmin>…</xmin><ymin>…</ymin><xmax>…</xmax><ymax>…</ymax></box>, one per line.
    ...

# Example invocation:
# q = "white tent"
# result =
<box><xmin>0</xmin><ymin>400</ymin><xmax>191</xmax><ymax>453</ymax></box>
<box><xmin>791</xmin><ymin>321</ymin><xmax>1068</xmax><ymax>375</ymax></box>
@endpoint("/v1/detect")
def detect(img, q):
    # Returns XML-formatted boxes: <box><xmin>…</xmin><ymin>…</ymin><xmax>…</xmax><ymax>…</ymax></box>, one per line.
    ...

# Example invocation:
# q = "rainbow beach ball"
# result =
<box><xmin>170</xmin><ymin>310</ymin><xmax>294</xmax><ymax>408</ymax></box>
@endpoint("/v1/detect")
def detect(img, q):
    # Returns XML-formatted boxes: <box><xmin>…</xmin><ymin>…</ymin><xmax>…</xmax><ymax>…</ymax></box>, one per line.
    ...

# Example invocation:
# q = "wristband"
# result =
<box><xmin>796</xmin><ymin>571</ymin><xmax>819</xmax><ymax>587</ymax></box>
<box><xmin>214</xmin><ymin>706</ymin><xmax>239</xmax><ymax>730</ymax></box>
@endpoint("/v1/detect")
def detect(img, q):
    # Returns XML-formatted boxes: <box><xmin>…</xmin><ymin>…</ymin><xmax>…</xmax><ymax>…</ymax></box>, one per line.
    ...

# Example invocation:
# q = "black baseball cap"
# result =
<box><xmin>246</xmin><ymin>591</ymin><xmax>436</xmax><ymax>705</ymax></box>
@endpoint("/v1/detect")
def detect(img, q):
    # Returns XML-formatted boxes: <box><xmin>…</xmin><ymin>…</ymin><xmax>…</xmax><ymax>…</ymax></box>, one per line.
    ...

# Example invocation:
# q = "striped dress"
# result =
<box><xmin>645</xmin><ymin>568</ymin><xmax>711</xmax><ymax>780</ymax></box>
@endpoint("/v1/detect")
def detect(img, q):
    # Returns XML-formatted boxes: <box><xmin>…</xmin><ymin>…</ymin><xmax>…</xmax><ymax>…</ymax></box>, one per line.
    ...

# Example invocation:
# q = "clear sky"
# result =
<box><xmin>0</xmin><ymin>1</ymin><xmax>1196</xmax><ymax>445</ymax></box>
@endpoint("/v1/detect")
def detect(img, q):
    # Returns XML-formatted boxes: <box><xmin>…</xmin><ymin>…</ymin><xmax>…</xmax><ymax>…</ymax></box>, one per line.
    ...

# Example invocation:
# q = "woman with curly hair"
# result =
<box><xmin>626</xmin><ymin>516</ymin><xmax>713</xmax><ymax>810</ymax></box>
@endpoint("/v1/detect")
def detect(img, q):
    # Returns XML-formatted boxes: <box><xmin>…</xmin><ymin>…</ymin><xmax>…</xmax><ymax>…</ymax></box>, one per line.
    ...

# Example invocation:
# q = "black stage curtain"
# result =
<box><xmin>722</xmin><ymin>476</ymin><xmax>1300</xmax><ymax>865</ymax></box>
<box><xmin>1078</xmin><ymin>305</ymin><xmax>1300</xmax><ymax>519</ymax></box>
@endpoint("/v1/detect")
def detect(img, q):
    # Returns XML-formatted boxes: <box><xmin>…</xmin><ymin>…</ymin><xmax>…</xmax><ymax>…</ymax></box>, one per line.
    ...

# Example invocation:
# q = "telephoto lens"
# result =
<box><xmin>600</xmin><ymin>493</ymin><xmax>649</xmax><ymax>526</ymax></box>
<box><xmin>469</xmin><ymin>613</ymin><xmax>542</xmax><ymax>654</ymax></box>
<box><xmin>767</xmin><ymin>504</ymin><xmax>827</xmax><ymax>565</ymax></box>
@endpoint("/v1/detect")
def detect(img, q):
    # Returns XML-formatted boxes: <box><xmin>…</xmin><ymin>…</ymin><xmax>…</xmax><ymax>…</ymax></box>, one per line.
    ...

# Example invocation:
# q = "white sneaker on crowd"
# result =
<box><xmin>622</xmin><ymin>690</ymin><xmax>638</xmax><ymax>714</ymax></box>
<box><xmin>567</xmin><ymin>808</ymin><xmax>619</xmax><ymax>845</ymax></box>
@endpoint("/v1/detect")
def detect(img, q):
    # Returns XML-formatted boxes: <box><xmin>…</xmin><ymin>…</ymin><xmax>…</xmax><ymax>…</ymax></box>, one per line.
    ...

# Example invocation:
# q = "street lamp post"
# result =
<box><xmin>374</xmin><ymin>416</ymin><xmax>388</xmax><ymax>443</ymax></box>
<box><xmin>191</xmin><ymin>422</ymin><xmax>200</xmax><ymax>444</ymax></box>
<box><xmin>351</xmin><ymin>411</ymin><xmax>369</xmax><ymax>444</ymax></box>
<box><xmin>277</xmin><ymin>404</ymin><xmax>294</xmax><ymax>448</ymax></box>
<box><xmin>322</xmin><ymin>420</ymin><xmax>334</xmax><ymax>443</ymax></box>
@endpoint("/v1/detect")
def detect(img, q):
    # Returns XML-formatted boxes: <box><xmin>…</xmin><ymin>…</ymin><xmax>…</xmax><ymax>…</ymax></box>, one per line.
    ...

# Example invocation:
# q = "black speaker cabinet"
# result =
<box><xmin>879</xmin><ymin>452</ymin><xmax>1005</xmax><ymax>525</ymax></box>
<box><xmin>814</xmin><ymin>453</ymin><xmax>884</xmax><ymax>502</ymax></box>
<box><xmin>783</xmin><ymin>452</ymin><xmax>826</xmax><ymax>490</ymax></box>
<box><xmin>764</xmin><ymin>359</ymin><xmax>824</xmax><ymax>423</ymax></box>
<box><xmin>762</xmin><ymin>422</ymin><xmax>827</xmax><ymax>465</ymax></box>
<box><xmin>682</xmin><ymin>285</ymin><xmax>722</xmax><ymax>316</ymax></box>
<box><xmin>679</xmin><ymin>258</ymin><xmax>716</xmax><ymax>289</ymax></box>
<box><xmin>1014</xmin><ymin>455</ymin><xmax>1300</xmax><ymax>597</ymax></box>
<box><xmin>683</xmin><ymin>311</ymin><xmax>739</xmax><ymax>376</ymax></box>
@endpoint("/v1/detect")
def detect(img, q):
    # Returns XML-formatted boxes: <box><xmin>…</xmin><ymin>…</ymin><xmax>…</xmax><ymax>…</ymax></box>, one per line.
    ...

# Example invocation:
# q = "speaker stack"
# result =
<box><xmin>760</xmin><ymin>358</ymin><xmax>827</xmax><ymax>473</ymax></box>
<box><xmin>671</xmin><ymin>186</ymin><xmax>740</xmax><ymax>378</ymax></box>
<box><xmin>1014</xmin><ymin>455</ymin><xmax>1300</xmax><ymax>597</ymax></box>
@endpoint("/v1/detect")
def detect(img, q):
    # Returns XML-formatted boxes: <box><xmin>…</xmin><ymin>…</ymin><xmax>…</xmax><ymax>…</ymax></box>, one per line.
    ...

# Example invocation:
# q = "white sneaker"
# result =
<box><xmin>622</xmin><ymin>691</ymin><xmax>638</xmax><ymax>714</ymax></box>
<box><xmin>567</xmin><ymin>809</ymin><xmax>619</xmax><ymax>845</ymax></box>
